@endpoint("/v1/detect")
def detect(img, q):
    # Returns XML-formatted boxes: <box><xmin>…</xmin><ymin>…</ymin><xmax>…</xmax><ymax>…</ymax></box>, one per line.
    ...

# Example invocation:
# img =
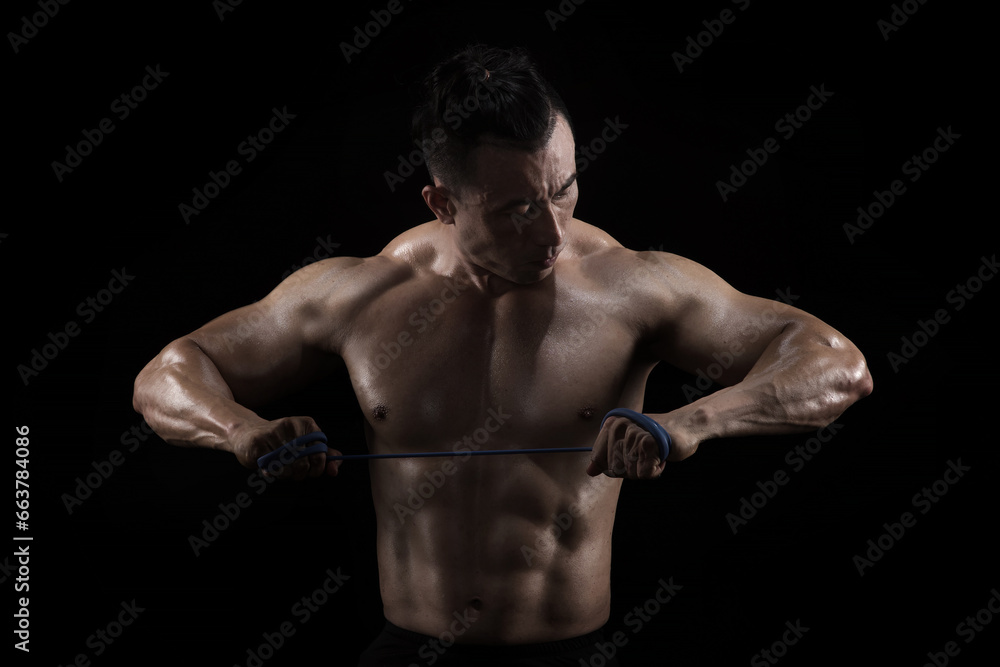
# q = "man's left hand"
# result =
<box><xmin>587</xmin><ymin>414</ymin><xmax>671</xmax><ymax>479</ymax></box>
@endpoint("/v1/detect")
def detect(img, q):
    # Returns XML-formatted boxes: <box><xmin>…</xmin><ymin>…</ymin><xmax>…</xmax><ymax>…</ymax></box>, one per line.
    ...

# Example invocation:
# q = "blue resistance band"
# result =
<box><xmin>256</xmin><ymin>409</ymin><xmax>670</xmax><ymax>469</ymax></box>
<box><xmin>600</xmin><ymin>408</ymin><xmax>671</xmax><ymax>460</ymax></box>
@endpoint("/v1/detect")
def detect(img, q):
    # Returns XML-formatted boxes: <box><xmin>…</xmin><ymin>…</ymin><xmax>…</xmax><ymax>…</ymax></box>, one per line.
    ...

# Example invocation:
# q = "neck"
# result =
<box><xmin>437</xmin><ymin>225</ymin><xmax>545</xmax><ymax>297</ymax></box>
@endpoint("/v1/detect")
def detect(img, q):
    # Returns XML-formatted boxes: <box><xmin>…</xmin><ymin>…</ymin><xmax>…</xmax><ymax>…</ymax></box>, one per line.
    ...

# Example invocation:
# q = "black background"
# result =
<box><xmin>6</xmin><ymin>0</ymin><xmax>995</xmax><ymax>665</ymax></box>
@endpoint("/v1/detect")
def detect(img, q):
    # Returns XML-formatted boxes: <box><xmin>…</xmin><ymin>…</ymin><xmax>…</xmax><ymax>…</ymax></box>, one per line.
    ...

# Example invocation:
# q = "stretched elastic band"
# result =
<box><xmin>256</xmin><ymin>414</ymin><xmax>670</xmax><ymax>469</ymax></box>
<box><xmin>327</xmin><ymin>447</ymin><xmax>592</xmax><ymax>460</ymax></box>
<box><xmin>256</xmin><ymin>430</ymin><xmax>592</xmax><ymax>468</ymax></box>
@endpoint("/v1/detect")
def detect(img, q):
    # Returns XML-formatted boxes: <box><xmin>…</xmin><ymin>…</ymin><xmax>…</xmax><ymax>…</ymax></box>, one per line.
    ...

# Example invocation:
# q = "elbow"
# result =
<box><xmin>843</xmin><ymin>347</ymin><xmax>874</xmax><ymax>403</ymax></box>
<box><xmin>853</xmin><ymin>357</ymin><xmax>874</xmax><ymax>401</ymax></box>
<box><xmin>131</xmin><ymin>339</ymin><xmax>190</xmax><ymax>417</ymax></box>
<box><xmin>796</xmin><ymin>340</ymin><xmax>873</xmax><ymax>430</ymax></box>
<box><xmin>824</xmin><ymin>348</ymin><xmax>873</xmax><ymax>423</ymax></box>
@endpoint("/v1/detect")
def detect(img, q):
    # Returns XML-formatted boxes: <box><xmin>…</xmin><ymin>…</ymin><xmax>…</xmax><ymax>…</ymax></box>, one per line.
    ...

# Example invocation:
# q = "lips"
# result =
<box><xmin>530</xmin><ymin>250</ymin><xmax>560</xmax><ymax>267</ymax></box>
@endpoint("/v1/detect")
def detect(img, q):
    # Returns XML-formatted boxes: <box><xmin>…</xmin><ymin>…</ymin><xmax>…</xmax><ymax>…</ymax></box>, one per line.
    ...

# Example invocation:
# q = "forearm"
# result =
<box><xmin>132</xmin><ymin>339</ymin><xmax>267</xmax><ymax>452</ymax></box>
<box><xmin>663</xmin><ymin>322</ymin><xmax>873</xmax><ymax>448</ymax></box>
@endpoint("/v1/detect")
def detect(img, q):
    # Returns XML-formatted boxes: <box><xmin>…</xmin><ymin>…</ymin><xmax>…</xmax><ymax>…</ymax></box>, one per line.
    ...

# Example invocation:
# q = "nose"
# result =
<box><xmin>529</xmin><ymin>203</ymin><xmax>565</xmax><ymax>249</ymax></box>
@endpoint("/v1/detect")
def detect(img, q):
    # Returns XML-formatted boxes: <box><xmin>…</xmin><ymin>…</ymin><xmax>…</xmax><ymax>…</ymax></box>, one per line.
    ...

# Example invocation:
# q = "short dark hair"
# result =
<box><xmin>410</xmin><ymin>44</ymin><xmax>574</xmax><ymax>193</ymax></box>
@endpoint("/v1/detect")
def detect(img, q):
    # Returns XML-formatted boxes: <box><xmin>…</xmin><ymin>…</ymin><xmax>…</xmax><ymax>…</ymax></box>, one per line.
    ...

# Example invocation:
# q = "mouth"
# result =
<box><xmin>529</xmin><ymin>250</ymin><xmax>560</xmax><ymax>268</ymax></box>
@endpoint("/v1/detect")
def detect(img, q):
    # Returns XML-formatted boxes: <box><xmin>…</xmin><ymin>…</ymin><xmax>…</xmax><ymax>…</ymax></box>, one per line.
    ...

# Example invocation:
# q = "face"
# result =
<box><xmin>423</xmin><ymin>114</ymin><xmax>578</xmax><ymax>285</ymax></box>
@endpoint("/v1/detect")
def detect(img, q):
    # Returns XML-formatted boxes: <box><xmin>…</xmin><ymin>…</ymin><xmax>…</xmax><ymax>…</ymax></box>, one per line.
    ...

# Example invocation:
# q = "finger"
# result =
<box><xmin>607</xmin><ymin>444</ymin><xmax>626</xmax><ymax>479</ymax></box>
<box><xmin>606</xmin><ymin>421</ymin><xmax>635</xmax><ymax>478</ymax></box>
<box><xmin>620</xmin><ymin>428</ymin><xmax>663</xmax><ymax>480</ymax></box>
<box><xmin>623</xmin><ymin>425</ymin><xmax>646</xmax><ymax>478</ymax></box>
<box><xmin>325</xmin><ymin>449</ymin><xmax>343</xmax><ymax>477</ymax></box>
<box><xmin>593</xmin><ymin>416</ymin><xmax>629</xmax><ymax>477</ymax></box>
<box><xmin>637</xmin><ymin>434</ymin><xmax>664</xmax><ymax>479</ymax></box>
<box><xmin>260</xmin><ymin>444</ymin><xmax>311</xmax><ymax>480</ymax></box>
<box><xmin>587</xmin><ymin>419</ymin><xmax>615</xmax><ymax>477</ymax></box>
<box><xmin>286</xmin><ymin>456</ymin><xmax>312</xmax><ymax>481</ymax></box>
<box><xmin>306</xmin><ymin>451</ymin><xmax>327</xmax><ymax>478</ymax></box>
<box><xmin>259</xmin><ymin>427</ymin><xmax>327</xmax><ymax>479</ymax></box>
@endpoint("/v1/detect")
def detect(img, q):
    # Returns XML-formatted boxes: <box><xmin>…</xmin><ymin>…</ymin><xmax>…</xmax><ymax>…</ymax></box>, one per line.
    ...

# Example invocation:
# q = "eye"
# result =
<box><xmin>509</xmin><ymin>201</ymin><xmax>535</xmax><ymax>216</ymax></box>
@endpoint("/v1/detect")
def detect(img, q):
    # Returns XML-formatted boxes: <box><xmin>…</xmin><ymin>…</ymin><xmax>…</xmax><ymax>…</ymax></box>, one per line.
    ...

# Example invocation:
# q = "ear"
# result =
<box><xmin>421</xmin><ymin>183</ymin><xmax>457</xmax><ymax>225</ymax></box>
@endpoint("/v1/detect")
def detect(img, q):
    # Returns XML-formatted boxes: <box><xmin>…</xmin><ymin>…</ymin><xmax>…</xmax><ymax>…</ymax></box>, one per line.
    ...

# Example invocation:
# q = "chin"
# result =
<box><xmin>514</xmin><ymin>265</ymin><xmax>555</xmax><ymax>284</ymax></box>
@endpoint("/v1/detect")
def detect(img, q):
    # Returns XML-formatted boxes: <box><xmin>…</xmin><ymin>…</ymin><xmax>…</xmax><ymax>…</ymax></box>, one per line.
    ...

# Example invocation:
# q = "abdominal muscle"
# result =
<box><xmin>369</xmin><ymin>447</ymin><xmax>621</xmax><ymax>644</ymax></box>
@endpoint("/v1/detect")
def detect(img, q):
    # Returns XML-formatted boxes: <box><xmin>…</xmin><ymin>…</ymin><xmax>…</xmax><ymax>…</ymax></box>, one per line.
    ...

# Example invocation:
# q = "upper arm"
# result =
<box><xmin>634</xmin><ymin>252</ymin><xmax>845</xmax><ymax>386</ymax></box>
<box><xmin>180</xmin><ymin>256</ymin><xmax>366</xmax><ymax>407</ymax></box>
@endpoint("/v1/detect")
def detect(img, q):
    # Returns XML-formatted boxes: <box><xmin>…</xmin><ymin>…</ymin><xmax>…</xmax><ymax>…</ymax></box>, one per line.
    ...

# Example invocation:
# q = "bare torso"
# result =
<box><xmin>134</xmin><ymin>204</ymin><xmax>870</xmax><ymax>646</ymax></box>
<box><xmin>332</xmin><ymin>219</ymin><xmax>658</xmax><ymax>643</ymax></box>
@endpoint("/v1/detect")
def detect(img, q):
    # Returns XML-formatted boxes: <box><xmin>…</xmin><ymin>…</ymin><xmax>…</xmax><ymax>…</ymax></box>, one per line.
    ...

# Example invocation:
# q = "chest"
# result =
<box><xmin>340</xmin><ymin>274</ymin><xmax>650</xmax><ymax>451</ymax></box>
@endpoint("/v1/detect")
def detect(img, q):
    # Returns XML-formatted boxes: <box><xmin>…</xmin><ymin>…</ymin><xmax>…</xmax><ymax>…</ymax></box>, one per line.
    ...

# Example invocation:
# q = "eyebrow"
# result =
<box><xmin>494</xmin><ymin>173</ymin><xmax>578</xmax><ymax>212</ymax></box>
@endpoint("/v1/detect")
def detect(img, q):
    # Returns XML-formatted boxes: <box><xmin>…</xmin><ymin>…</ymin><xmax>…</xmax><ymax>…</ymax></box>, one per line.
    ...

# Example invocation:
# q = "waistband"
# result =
<box><xmin>381</xmin><ymin>618</ymin><xmax>608</xmax><ymax>658</ymax></box>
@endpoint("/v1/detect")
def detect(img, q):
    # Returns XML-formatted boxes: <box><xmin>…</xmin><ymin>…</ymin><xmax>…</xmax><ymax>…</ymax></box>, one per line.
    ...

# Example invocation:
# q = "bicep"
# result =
<box><xmin>642</xmin><ymin>253</ymin><xmax>812</xmax><ymax>386</ymax></box>
<box><xmin>184</xmin><ymin>260</ymin><xmax>352</xmax><ymax>406</ymax></box>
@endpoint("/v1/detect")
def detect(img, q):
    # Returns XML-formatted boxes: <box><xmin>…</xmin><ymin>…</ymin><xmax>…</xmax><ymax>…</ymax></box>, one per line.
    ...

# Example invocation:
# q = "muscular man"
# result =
<box><xmin>132</xmin><ymin>45</ymin><xmax>872</xmax><ymax>665</ymax></box>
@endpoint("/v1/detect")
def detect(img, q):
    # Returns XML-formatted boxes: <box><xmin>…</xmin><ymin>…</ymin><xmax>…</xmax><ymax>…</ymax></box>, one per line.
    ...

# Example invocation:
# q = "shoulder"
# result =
<box><xmin>569</xmin><ymin>219</ymin><xmax>705</xmax><ymax>295</ymax></box>
<box><xmin>567</xmin><ymin>221</ymin><xmax>749</xmax><ymax>333</ymax></box>
<box><xmin>271</xmin><ymin>221</ymin><xmax>442</xmax><ymax>298</ymax></box>
<box><xmin>256</xmin><ymin>227</ymin><xmax>437</xmax><ymax>343</ymax></box>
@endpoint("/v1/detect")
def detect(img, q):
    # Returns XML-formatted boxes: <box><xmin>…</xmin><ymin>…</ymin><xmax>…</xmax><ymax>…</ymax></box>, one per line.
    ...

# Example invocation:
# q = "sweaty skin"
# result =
<box><xmin>133</xmin><ymin>115</ymin><xmax>872</xmax><ymax>644</ymax></box>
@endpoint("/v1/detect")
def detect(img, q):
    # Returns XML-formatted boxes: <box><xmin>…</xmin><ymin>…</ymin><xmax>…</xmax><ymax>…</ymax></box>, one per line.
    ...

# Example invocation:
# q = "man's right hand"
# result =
<box><xmin>230</xmin><ymin>416</ymin><xmax>343</xmax><ymax>480</ymax></box>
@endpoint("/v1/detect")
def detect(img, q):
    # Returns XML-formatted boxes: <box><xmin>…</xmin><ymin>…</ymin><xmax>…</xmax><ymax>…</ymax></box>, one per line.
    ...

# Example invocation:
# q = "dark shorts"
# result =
<box><xmin>357</xmin><ymin>619</ymin><xmax>621</xmax><ymax>667</ymax></box>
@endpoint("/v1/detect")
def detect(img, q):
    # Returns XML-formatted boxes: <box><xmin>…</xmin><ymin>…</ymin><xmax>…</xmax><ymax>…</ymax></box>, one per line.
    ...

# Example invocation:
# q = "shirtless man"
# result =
<box><xmin>132</xmin><ymin>45</ymin><xmax>873</xmax><ymax>666</ymax></box>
